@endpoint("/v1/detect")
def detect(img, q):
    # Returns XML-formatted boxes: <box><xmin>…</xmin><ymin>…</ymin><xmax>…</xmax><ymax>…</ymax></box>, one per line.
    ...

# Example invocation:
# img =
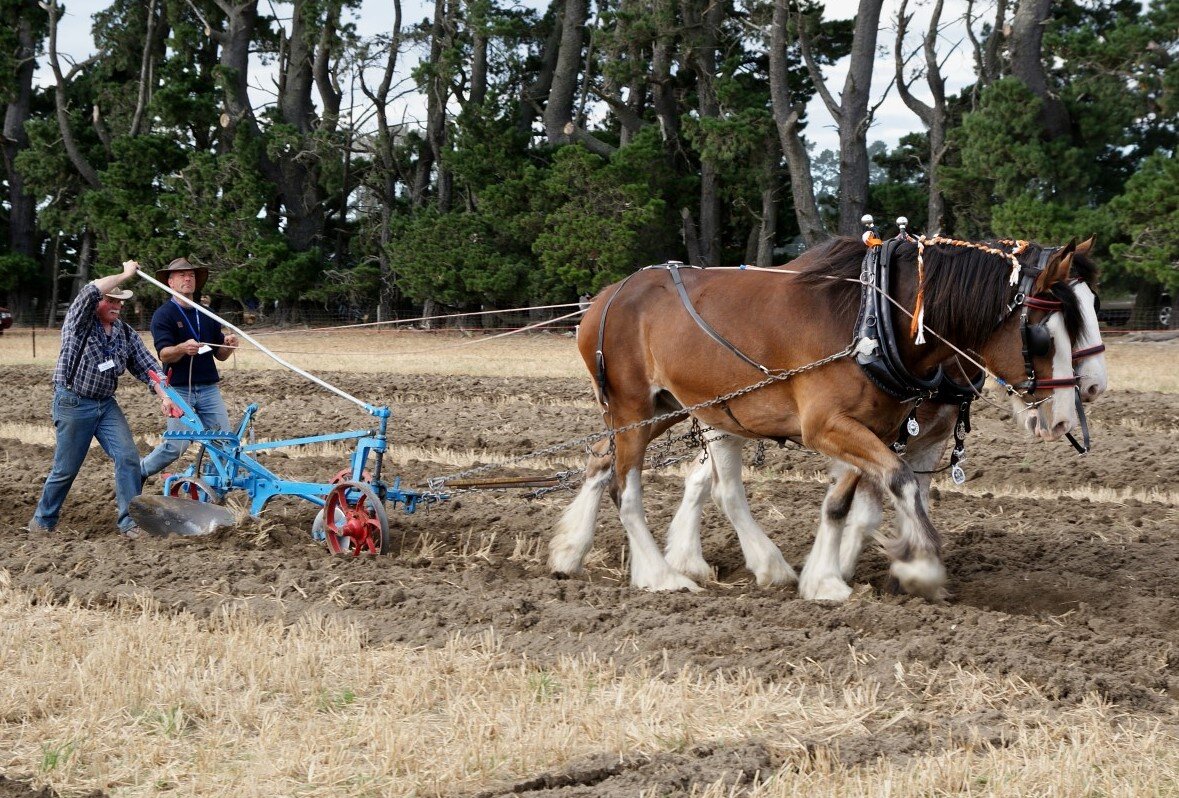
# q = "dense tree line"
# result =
<box><xmin>1</xmin><ymin>0</ymin><xmax>1176</xmax><ymax>326</ymax></box>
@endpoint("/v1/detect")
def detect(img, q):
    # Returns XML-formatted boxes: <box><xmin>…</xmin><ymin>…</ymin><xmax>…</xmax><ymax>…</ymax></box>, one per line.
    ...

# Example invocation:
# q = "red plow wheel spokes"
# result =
<box><xmin>323</xmin><ymin>481</ymin><xmax>389</xmax><ymax>556</ymax></box>
<box><xmin>330</xmin><ymin>468</ymin><xmax>372</xmax><ymax>485</ymax></box>
<box><xmin>167</xmin><ymin>477</ymin><xmax>221</xmax><ymax>504</ymax></box>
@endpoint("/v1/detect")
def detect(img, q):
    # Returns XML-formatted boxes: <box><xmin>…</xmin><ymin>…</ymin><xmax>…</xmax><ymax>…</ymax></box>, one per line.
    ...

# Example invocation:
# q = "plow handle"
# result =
<box><xmin>149</xmin><ymin>370</ymin><xmax>184</xmax><ymax>418</ymax></box>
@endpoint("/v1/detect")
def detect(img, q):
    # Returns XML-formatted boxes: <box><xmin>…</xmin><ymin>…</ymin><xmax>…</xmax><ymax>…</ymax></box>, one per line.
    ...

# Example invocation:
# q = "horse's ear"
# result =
<box><xmin>1076</xmin><ymin>235</ymin><xmax>1096</xmax><ymax>257</ymax></box>
<box><xmin>1033</xmin><ymin>241</ymin><xmax>1075</xmax><ymax>294</ymax></box>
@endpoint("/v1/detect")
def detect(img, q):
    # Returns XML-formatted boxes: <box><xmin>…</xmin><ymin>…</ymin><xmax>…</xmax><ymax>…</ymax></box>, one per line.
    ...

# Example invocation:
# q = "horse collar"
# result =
<box><xmin>853</xmin><ymin>241</ymin><xmax>944</xmax><ymax>402</ymax></box>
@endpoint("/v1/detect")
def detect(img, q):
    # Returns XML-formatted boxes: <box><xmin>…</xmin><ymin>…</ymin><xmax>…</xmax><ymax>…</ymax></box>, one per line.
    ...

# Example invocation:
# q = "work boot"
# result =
<box><xmin>25</xmin><ymin>520</ymin><xmax>53</xmax><ymax>535</ymax></box>
<box><xmin>120</xmin><ymin>525</ymin><xmax>142</xmax><ymax>539</ymax></box>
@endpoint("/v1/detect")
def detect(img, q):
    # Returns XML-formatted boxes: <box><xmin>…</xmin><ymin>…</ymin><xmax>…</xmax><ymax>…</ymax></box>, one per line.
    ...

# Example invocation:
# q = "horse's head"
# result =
<box><xmin>1065</xmin><ymin>236</ymin><xmax>1108</xmax><ymax>402</ymax></box>
<box><xmin>908</xmin><ymin>238</ymin><xmax>1082</xmax><ymax>442</ymax></box>
<box><xmin>984</xmin><ymin>243</ymin><xmax>1086</xmax><ymax>442</ymax></box>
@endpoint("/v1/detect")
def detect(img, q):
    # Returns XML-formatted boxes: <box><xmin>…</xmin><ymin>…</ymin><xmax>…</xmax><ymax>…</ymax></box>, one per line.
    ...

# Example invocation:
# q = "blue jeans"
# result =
<box><xmin>140</xmin><ymin>383</ymin><xmax>231</xmax><ymax>478</ymax></box>
<box><xmin>31</xmin><ymin>386</ymin><xmax>142</xmax><ymax>532</ymax></box>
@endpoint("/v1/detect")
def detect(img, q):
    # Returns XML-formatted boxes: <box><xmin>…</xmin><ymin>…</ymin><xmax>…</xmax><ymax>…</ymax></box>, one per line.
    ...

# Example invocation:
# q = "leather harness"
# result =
<box><xmin>590</xmin><ymin>240</ymin><xmax>1091</xmax><ymax>462</ymax></box>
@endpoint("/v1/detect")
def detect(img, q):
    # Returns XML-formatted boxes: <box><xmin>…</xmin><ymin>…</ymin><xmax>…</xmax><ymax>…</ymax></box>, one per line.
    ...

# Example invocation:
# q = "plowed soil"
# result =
<box><xmin>1</xmin><ymin>359</ymin><xmax>1177</xmax><ymax>795</ymax></box>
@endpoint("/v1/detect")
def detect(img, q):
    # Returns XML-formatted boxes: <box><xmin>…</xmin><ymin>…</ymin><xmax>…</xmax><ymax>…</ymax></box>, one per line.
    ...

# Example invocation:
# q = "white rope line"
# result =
<box><xmin>226</xmin><ymin>309</ymin><xmax>586</xmax><ymax>358</ymax></box>
<box><xmin>249</xmin><ymin>302</ymin><xmax>582</xmax><ymax>337</ymax></box>
<box><xmin>135</xmin><ymin>271</ymin><xmax>377</xmax><ymax>413</ymax></box>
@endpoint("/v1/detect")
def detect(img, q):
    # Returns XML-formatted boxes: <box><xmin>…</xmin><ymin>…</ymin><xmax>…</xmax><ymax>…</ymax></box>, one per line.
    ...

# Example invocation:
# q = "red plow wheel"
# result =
<box><xmin>167</xmin><ymin>477</ymin><xmax>221</xmax><ymax>504</ymax></box>
<box><xmin>323</xmin><ymin>480</ymin><xmax>389</xmax><ymax>556</ymax></box>
<box><xmin>330</xmin><ymin>468</ymin><xmax>372</xmax><ymax>484</ymax></box>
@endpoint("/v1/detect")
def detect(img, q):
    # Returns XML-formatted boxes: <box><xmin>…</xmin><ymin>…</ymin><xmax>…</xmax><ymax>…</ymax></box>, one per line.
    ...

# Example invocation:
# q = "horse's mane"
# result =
<box><xmin>795</xmin><ymin>236</ymin><xmax>1084</xmax><ymax>351</ymax></box>
<box><xmin>793</xmin><ymin>237</ymin><xmax>870</xmax><ymax>320</ymax></box>
<box><xmin>907</xmin><ymin>241</ymin><xmax>1016</xmax><ymax>352</ymax></box>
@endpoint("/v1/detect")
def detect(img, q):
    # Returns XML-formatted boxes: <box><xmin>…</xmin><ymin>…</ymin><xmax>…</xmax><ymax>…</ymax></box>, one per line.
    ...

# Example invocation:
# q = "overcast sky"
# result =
<box><xmin>45</xmin><ymin>0</ymin><xmax>982</xmax><ymax>155</ymax></box>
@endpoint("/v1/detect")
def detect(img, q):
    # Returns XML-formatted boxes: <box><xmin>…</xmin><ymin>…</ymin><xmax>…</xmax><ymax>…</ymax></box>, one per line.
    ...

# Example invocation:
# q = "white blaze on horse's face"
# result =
<box><xmin>1012</xmin><ymin>312</ymin><xmax>1079</xmax><ymax>442</ymax></box>
<box><xmin>1071</xmin><ymin>280</ymin><xmax>1109</xmax><ymax>402</ymax></box>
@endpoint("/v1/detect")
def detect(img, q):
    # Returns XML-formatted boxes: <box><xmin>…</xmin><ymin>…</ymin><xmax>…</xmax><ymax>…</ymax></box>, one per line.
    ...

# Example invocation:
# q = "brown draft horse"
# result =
<box><xmin>663</xmin><ymin>240</ymin><xmax>1106</xmax><ymax>601</ymax></box>
<box><xmin>551</xmin><ymin>236</ymin><xmax>1081</xmax><ymax>597</ymax></box>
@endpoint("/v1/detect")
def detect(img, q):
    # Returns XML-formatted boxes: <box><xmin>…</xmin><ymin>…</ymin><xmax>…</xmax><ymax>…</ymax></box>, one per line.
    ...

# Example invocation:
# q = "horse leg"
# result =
<box><xmin>614</xmin><ymin>429</ymin><xmax>701</xmax><ymax>592</ymax></box>
<box><xmin>706</xmin><ymin>435</ymin><xmax>796</xmax><ymax>587</ymax></box>
<box><xmin>834</xmin><ymin>419</ymin><xmax>954</xmax><ymax>584</ymax></box>
<box><xmin>799</xmin><ymin>465</ymin><xmax>860</xmax><ymax>601</ymax></box>
<box><xmin>838</xmin><ymin>406</ymin><xmax>955</xmax><ymax>583</ymax></box>
<box><xmin>549</xmin><ymin>440</ymin><xmax>612</xmax><ymax>576</ymax></box>
<box><xmin>805</xmin><ymin>415</ymin><xmax>947</xmax><ymax>601</ymax></box>
<box><xmin>838</xmin><ymin>475</ymin><xmax>883</xmax><ymax>582</ymax></box>
<box><xmin>664</xmin><ymin>447</ymin><xmax>714</xmax><ymax>583</ymax></box>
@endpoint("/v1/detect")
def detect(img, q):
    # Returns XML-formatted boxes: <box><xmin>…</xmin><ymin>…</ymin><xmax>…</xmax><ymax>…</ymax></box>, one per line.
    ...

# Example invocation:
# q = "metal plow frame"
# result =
<box><xmin>146</xmin><ymin>374</ymin><xmax>441</xmax><ymax>552</ymax></box>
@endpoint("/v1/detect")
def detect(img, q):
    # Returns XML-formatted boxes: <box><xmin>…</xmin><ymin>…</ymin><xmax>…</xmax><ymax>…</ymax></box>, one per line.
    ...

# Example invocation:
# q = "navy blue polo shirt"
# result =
<box><xmin>150</xmin><ymin>298</ymin><xmax>226</xmax><ymax>386</ymax></box>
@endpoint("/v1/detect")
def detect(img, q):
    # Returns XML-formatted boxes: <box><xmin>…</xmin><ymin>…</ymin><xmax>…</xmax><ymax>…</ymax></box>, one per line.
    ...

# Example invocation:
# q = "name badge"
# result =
<box><xmin>197</xmin><ymin>345</ymin><xmax>212</xmax><ymax>355</ymax></box>
<box><xmin>97</xmin><ymin>359</ymin><xmax>116</xmax><ymax>372</ymax></box>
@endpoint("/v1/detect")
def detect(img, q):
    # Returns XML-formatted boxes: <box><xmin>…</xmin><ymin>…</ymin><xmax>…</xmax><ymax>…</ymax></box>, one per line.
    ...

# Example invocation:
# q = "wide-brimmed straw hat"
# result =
<box><xmin>155</xmin><ymin>257</ymin><xmax>208</xmax><ymax>293</ymax></box>
<box><xmin>104</xmin><ymin>288</ymin><xmax>133</xmax><ymax>301</ymax></box>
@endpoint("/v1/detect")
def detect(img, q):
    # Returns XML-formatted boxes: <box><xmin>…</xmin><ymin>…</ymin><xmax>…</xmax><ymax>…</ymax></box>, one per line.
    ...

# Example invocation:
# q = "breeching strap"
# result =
<box><xmin>667</xmin><ymin>266</ymin><xmax>771</xmax><ymax>375</ymax></box>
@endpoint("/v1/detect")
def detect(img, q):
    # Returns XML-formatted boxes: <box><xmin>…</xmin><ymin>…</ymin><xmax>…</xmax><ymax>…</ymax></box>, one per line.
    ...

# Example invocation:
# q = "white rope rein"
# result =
<box><xmin>136</xmin><ymin>270</ymin><xmax>378</xmax><ymax>413</ymax></box>
<box><xmin>201</xmin><ymin>309</ymin><xmax>585</xmax><ymax>358</ymax></box>
<box><xmin>249</xmin><ymin>302</ymin><xmax>583</xmax><ymax>337</ymax></box>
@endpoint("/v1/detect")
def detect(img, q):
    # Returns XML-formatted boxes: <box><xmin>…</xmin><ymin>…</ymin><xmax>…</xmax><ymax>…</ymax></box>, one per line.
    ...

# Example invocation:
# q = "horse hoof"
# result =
<box><xmin>547</xmin><ymin>547</ymin><xmax>587</xmax><ymax>577</ymax></box>
<box><xmin>800</xmin><ymin>576</ymin><xmax>853</xmax><ymax>602</ymax></box>
<box><xmin>666</xmin><ymin>554</ymin><xmax>713</xmax><ymax>583</ymax></box>
<box><xmin>635</xmin><ymin>571</ymin><xmax>701</xmax><ymax>593</ymax></box>
<box><xmin>890</xmin><ymin>558</ymin><xmax>947</xmax><ymax>600</ymax></box>
<box><xmin>753</xmin><ymin>557</ymin><xmax>798</xmax><ymax>587</ymax></box>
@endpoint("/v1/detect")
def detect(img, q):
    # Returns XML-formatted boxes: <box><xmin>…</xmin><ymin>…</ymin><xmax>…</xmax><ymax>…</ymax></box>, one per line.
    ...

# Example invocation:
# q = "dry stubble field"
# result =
<box><xmin>1</xmin><ymin>328</ymin><xmax>1177</xmax><ymax>798</ymax></box>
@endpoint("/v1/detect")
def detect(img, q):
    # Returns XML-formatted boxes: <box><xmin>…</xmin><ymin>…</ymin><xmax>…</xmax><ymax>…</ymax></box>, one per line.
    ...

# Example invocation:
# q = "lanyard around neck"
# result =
<box><xmin>172</xmin><ymin>297</ymin><xmax>201</xmax><ymax>340</ymax></box>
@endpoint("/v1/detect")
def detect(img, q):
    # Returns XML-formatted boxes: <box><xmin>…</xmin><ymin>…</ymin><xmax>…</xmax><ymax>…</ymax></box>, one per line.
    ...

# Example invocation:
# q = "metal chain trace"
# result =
<box><xmin>423</xmin><ymin>342</ymin><xmax>857</xmax><ymax>499</ymax></box>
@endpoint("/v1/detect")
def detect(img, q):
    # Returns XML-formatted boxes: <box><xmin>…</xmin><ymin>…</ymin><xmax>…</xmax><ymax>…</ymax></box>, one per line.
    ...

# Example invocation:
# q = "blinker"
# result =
<box><xmin>1024</xmin><ymin>322</ymin><xmax>1053</xmax><ymax>359</ymax></box>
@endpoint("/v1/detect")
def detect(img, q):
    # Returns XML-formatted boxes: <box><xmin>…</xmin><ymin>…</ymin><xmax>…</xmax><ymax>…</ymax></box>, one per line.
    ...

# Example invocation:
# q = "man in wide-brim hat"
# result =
<box><xmin>155</xmin><ymin>257</ymin><xmax>209</xmax><ymax>292</ymax></box>
<box><xmin>140</xmin><ymin>256</ymin><xmax>238</xmax><ymax>480</ymax></box>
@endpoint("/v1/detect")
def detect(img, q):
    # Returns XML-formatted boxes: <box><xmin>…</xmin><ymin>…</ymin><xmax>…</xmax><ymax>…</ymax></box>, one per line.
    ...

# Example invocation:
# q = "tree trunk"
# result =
<box><xmin>215</xmin><ymin>0</ymin><xmax>260</xmax><ymax>144</ymax></box>
<box><xmin>46</xmin><ymin>239</ymin><xmax>60</xmax><ymax>328</ymax></box>
<box><xmin>927</xmin><ymin>123</ymin><xmax>947</xmax><ymax>234</ymax></box>
<box><xmin>314</xmin><ymin>0</ymin><xmax>344</xmax><ymax>133</ymax></box>
<box><xmin>680</xmin><ymin>208</ymin><xmax>702</xmax><ymax>266</ymax></box>
<box><xmin>1010</xmin><ymin>0</ymin><xmax>1069</xmax><ymax>138</ymax></box>
<box><xmin>834</xmin><ymin>0</ymin><xmax>883</xmax><ymax>237</ymax></box>
<box><xmin>75</xmin><ymin>230</ymin><xmax>94</xmax><ymax>299</ymax></box>
<box><xmin>896</xmin><ymin>0</ymin><xmax>948</xmax><ymax>234</ymax></box>
<box><xmin>269</xmin><ymin>0</ymin><xmax>325</xmax><ymax>251</ymax></box>
<box><xmin>756</xmin><ymin>135</ymin><xmax>779</xmax><ymax>267</ymax></box>
<box><xmin>3</xmin><ymin>2</ymin><xmax>39</xmax><ymax>268</ymax></box>
<box><xmin>966</xmin><ymin>0</ymin><xmax>1008</xmax><ymax>93</ymax></box>
<box><xmin>469</xmin><ymin>27</ymin><xmax>488</xmax><ymax>108</ymax></box>
<box><xmin>650</xmin><ymin>0</ymin><xmax>680</xmax><ymax>143</ymax></box>
<box><xmin>683</xmin><ymin>0</ymin><xmax>723</xmax><ymax>265</ymax></box>
<box><xmin>769</xmin><ymin>0</ymin><xmax>827</xmax><ymax>247</ymax></box>
<box><xmin>518</xmin><ymin>0</ymin><xmax>564</xmax><ymax>136</ymax></box>
<box><xmin>413</xmin><ymin>0</ymin><xmax>449</xmax><ymax>206</ymax></box>
<box><xmin>44</xmin><ymin>0</ymin><xmax>100</xmax><ymax>188</ymax></box>
<box><xmin>543</xmin><ymin>0</ymin><xmax>587</xmax><ymax>144</ymax></box>
<box><xmin>358</xmin><ymin>0</ymin><xmax>403</xmax><ymax>318</ymax></box>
